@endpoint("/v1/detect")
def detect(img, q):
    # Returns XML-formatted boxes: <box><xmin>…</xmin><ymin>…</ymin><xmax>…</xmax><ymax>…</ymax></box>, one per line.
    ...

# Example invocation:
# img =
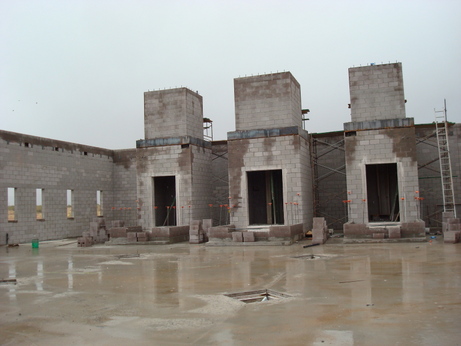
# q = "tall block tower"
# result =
<box><xmin>144</xmin><ymin>88</ymin><xmax>204</xmax><ymax>139</ymax></box>
<box><xmin>136</xmin><ymin>88</ymin><xmax>212</xmax><ymax>235</ymax></box>
<box><xmin>234</xmin><ymin>72</ymin><xmax>302</xmax><ymax>130</ymax></box>
<box><xmin>343</xmin><ymin>63</ymin><xmax>425</xmax><ymax>241</ymax></box>
<box><xmin>227</xmin><ymin>72</ymin><xmax>313</xmax><ymax>242</ymax></box>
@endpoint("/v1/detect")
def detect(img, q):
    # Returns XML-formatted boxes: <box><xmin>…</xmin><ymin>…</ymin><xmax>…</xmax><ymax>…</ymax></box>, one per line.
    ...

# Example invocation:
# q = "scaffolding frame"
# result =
<box><xmin>211</xmin><ymin>142</ymin><xmax>229</xmax><ymax>225</ymax></box>
<box><xmin>311</xmin><ymin>134</ymin><xmax>347</xmax><ymax>230</ymax></box>
<box><xmin>415</xmin><ymin>120</ymin><xmax>458</xmax><ymax>228</ymax></box>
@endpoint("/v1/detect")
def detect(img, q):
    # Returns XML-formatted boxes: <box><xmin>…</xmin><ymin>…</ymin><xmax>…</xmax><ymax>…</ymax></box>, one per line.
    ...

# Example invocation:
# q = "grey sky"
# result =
<box><xmin>1</xmin><ymin>0</ymin><xmax>460</xmax><ymax>149</ymax></box>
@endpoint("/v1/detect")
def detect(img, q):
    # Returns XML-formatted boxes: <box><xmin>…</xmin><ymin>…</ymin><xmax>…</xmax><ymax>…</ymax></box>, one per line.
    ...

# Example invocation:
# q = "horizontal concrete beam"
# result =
<box><xmin>227</xmin><ymin>126</ymin><xmax>308</xmax><ymax>141</ymax></box>
<box><xmin>136</xmin><ymin>136</ymin><xmax>211</xmax><ymax>149</ymax></box>
<box><xmin>344</xmin><ymin>118</ymin><xmax>414</xmax><ymax>132</ymax></box>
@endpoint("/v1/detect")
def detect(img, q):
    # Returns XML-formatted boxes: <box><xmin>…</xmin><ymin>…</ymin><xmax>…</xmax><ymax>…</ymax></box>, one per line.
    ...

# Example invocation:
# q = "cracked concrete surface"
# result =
<box><xmin>0</xmin><ymin>238</ymin><xmax>460</xmax><ymax>345</ymax></box>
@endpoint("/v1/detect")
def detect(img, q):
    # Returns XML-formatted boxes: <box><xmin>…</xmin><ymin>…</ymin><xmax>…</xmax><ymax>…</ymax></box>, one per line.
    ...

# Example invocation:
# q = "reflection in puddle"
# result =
<box><xmin>68</xmin><ymin>256</ymin><xmax>73</xmax><ymax>291</ymax></box>
<box><xmin>8</xmin><ymin>262</ymin><xmax>16</xmax><ymax>301</ymax></box>
<box><xmin>36</xmin><ymin>261</ymin><xmax>43</xmax><ymax>291</ymax></box>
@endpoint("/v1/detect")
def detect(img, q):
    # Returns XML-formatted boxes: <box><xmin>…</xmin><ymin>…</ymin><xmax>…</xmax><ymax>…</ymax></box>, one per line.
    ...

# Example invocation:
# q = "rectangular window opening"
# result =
<box><xmin>36</xmin><ymin>188</ymin><xmax>44</xmax><ymax>220</ymax></box>
<box><xmin>247</xmin><ymin>170</ymin><xmax>284</xmax><ymax>225</ymax></box>
<box><xmin>366</xmin><ymin>163</ymin><xmax>400</xmax><ymax>222</ymax></box>
<box><xmin>67</xmin><ymin>189</ymin><xmax>74</xmax><ymax>218</ymax></box>
<box><xmin>153</xmin><ymin>176</ymin><xmax>176</xmax><ymax>226</ymax></box>
<box><xmin>8</xmin><ymin>188</ymin><xmax>16</xmax><ymax>221</ymax></box>
<box><xmin>97</xmin><ymin>190</ymin><xmax>103</xmax><ymax>216</ymax></box>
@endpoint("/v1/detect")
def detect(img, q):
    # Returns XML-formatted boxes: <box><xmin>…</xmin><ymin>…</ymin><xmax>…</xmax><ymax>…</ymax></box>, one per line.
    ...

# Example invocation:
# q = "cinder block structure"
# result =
<box><xmin>0</xmin><ymin>131</ymin><xmax>137</xmax><ymax>245</ymax></box>
<box><xmin>1</xmin><ymin>63</ymin><xmax>460</xmax><ymax>246</ymax></box>
<box><xmin>136</xmin><ymin>88</ymin><xmax>212</xmax><ymax>241</ymax></box>
<box><xmin>343</xmin><ymin>63</ymin><xmax>425</xmax><ymax>241</ymax></box>
<box><xmin>227</xmin><ymin>72</ymin><xmax>312</xmax><ymax>242</ymax></box>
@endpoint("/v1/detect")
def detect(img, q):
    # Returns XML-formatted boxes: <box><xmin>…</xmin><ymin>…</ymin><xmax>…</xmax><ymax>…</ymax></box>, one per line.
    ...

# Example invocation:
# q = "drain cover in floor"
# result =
<box><xmin>224</xmin><ymin>289</ymin><xmax>290</xmax><ymax>304</ymax></box>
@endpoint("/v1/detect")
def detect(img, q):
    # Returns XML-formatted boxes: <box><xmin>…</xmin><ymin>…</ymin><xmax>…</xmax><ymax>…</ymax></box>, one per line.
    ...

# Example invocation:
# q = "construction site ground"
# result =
<box><xmin>1</xmin><ymin>237</ymin><xmax>460</xmax><ymax>345</ymax></box>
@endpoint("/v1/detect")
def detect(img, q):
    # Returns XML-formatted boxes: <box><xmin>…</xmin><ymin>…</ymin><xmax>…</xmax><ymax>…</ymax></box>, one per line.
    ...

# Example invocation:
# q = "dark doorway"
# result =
<box><xmin>153</xmin><ymin>176</ymin><xmax>176</xmax><ymax>226</ymax></box>
<box><xmin>366</xmin><ymin>163</ymin><xmax>399</xmax><ymax>222</ymax></box>
<box><xmin>247</xmin><ymin>170</ymin><xmax>284</xmax><ymax>225</ymax></box>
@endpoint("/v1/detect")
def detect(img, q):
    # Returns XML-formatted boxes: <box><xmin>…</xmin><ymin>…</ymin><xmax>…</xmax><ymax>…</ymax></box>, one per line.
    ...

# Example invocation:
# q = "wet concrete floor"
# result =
<box><xmin>0</xmin><ymin>238</ymin><xmax>460</xmax><ymax>345</ymax></box>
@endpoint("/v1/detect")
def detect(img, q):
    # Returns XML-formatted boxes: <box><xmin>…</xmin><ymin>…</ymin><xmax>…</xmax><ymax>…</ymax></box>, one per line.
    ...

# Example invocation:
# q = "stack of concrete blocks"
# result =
<box><xmin>227</xmin><ymin>72</ymin><xmax>313</xmax><ymax>236</ymax></box>
<box><xmin>208</xmin><ymin>225</ymin><xmax>235</xmax><ymax>243</ymax></box>
<box><xmin>268</xmin><ymin>224</ymin><xmax>304</xmax><ymax>243</ymax></box>
<box><xmin>216</xmin><ymin>223</ymin><xmax>303</xmax><ymax>244</ymax></box>
<box><xmin>136</xmin><ymin>231</ymin><xmax>148</xmax><ymax>242</ymax></box>
<box><xmin>126</xmin><ymin>226</ymin><xmax>145</xmax><ymax>243</ymax></box>
<box><xmin>150</xmin><ymin>226</ymin><xmax>189</xmax><ymax>243</ymax></box>
<box><xmin>189</xmin><ymin>220</ymin><xmax>205</xmax><ymax>244</ymax></box>
<box><xmin>343</xmin><ymin>223</ymin><xmax>406</xmax><ymax>240</ymax></box>
<box><xmin>91</xmin><ymin>218</ymin><xmax>108</xmax><ymax>243</ymax></box>
<box><xmin>202</xmin><ymin>219</ymin><xmax>212</xmax><ymax>242</ymax></box>
<box><xmin>136</xmin><ymin>88</ymin><xmax>212</xmax><ymax>241</ymax></box>
<box><xmin>232</xmin><ymin>231</ymin><xmax>243</xmax><ymax>242</ymax></box>
<box><xmin>243</xmin><ymin>232</ymin><xmax>255</xmax><ymax>242</ymax></box>
<box><xmin>107</xmin><ymin>220</ymin><xmax>127</xmax><ymax>239</ymax></box>
<box><xmin>78</xmin><ymin>218</ymin><xmax>107</xmax><ymax>247</ymax></box>
<box><xmin>442</xmin><ymin>212</ymin><xmax>461</xmax><ymax>244</ymax></box>
<box><xmin>387</xmin><ymin>225</ymin><xmax>402</xmax><ymax>239</ymax></box>
<box><xmin>343</xmin><ymin>63</ymin><xmax>425</xmax><ymax>241</ymax></box>
<box><xmin>371</xmin><ymin>229</ymin><xmax>387</xmax><ymax>240</ymax></box>
<box><xmin>127</xmin><ymin>230</ymin><xmax>137</xmax><ymax>243</ymax></box>
<box><xmin>231</xmin><ymin>231</ymin><xmax>256</xmax><ymax>243</ymax></box>
<box><xmin>312</xmin><ymin>217</ymin><xmax>329</xmax><ymax>244</ymax></box>
<box><xmin>77</xmin><ymin>236</ymin><xmax>93</xmax><ymax>247</ymax></box>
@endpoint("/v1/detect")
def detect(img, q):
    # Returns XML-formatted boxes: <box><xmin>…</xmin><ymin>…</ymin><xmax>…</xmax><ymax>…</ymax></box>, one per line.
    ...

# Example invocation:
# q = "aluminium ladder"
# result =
<box><xmin>434</xmin><ymin>100</ymin><xmax>456</xmax><ymax>217</ymax></box>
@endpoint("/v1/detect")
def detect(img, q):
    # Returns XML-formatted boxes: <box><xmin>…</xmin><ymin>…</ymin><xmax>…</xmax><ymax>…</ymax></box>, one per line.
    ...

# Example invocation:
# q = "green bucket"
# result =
<box><xmin>32</xmin><ymin>239</ymin><xmax>39</xmax><ymax>249</ymax></box>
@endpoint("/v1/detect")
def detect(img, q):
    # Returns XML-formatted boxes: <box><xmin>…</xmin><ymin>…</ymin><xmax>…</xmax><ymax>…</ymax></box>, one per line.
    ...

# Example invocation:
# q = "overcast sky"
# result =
<box><xmin>1</xmin><ymin>0</ymin><xmax>460</xmax><ymax>149</ymax></box>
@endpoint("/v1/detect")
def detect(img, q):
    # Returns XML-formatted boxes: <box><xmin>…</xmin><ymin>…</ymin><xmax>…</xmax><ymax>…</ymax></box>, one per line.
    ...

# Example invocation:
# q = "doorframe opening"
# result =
<box><xmin>365</xmin><ymin>163</ymin><xmax>400</xmax><ymax>222</ymax></box>
<box><xmin>153</xmin><ymin>176</ymin><xmax>177</xmax><ymax>226</ymax></box>
<box><xmin>247</xmin><ymin>170</ymin><xmax>284</xmax><ymax>225</ymax></box>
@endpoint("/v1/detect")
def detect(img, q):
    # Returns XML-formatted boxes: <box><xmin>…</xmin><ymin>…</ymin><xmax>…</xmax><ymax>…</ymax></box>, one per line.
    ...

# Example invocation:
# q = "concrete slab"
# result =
<box><xmin>0</xmin><ymin>238</ymin><xmax>460</xmax><ymax>345</ymax></box>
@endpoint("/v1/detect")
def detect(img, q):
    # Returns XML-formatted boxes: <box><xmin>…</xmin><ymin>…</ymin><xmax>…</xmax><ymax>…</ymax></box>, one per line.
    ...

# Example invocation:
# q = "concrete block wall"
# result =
<box><xmin>136</xmin><ymin>144</ymin><xmax>212</xmax><ymax>230</ymax></box>
<box><xmin>136</xmin><ymin>145</ymin><xmax>185</xmax><ymax>230</ymax></box>
<box><xmin>344</xmin><ymin>126</ymin><xmax>420</xmax><ymax>224</ymax></box>
<box><xmin>112</xmin><ymin>149</ymin><xmax>138</xmax><ymax>227</ymax></box>
<box><xmin>144</xmin><ymin>88</ymin><xmax>203</xmax><ymax>140</ymax></box>
<box><xmin>349</xmin><ymin>63</ymin><xmax>406</xmax><ymax>122</ymax></box>
<box><xmin>0</xmin><ymin>130</ymin><xmax>119</xmax><ymax>245</ymax></box>
<box><xmin>312</xmin><ymin>217</ymin><xmax>329</xmax><ymax>244</ymax></box>
<box><xmin>311</xmin><ymin>124</ymin><xmax>461</xmax><ymax>232</ymax></box>
<box><xmin>234</xmin><ymin>72</ymin><xmax>302</xmax><ymax>131</ymax></box>
<box><xmin>190</xmin><ymin>145</ymin><xmax>213</xmax><ymax>222</ymax></box>
<box><xmin>227</xmin><ymin>132</ymin><xmax>313</xmax><ymax>231</ymax></box>
<box><xmin>449</xmin><ymin>124</ymin><xmax>461</xmax><ymax>217</ymax></box>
